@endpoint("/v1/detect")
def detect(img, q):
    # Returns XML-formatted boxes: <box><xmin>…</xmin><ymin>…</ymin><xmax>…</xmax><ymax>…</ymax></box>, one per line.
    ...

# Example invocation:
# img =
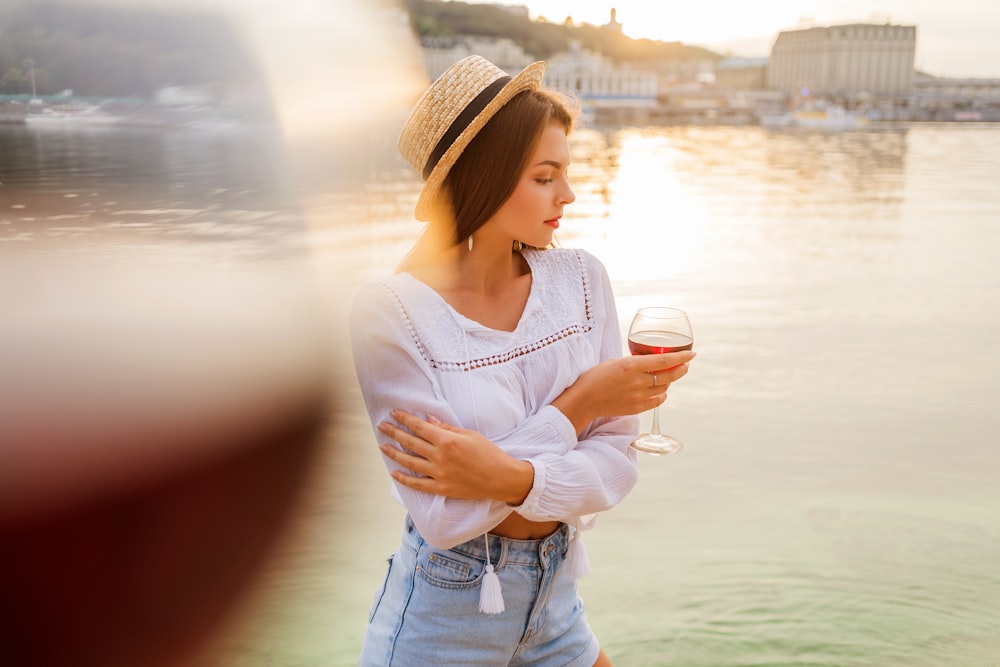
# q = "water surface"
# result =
<box><xmin>3</xmin><ymin>121</ymin><xmax>999</xmax><ymax>666</ymax></box>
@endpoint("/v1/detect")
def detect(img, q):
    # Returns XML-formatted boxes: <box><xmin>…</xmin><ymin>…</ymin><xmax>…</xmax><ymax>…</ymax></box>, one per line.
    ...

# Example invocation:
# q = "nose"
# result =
<box><xmin>559</xmin><ymin>178</ymin><xmax>576</xmax><ymax>205</ymax></box>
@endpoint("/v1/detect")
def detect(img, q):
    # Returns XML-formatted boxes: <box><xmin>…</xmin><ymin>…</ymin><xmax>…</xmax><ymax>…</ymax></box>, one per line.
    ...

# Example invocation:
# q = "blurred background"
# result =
<box><xmin>1</xmin><ymin>1</ymin><xmax>420</xmax><ymax>666</ymax></box>
<box><xmin>2</xmin><ymin>1</ymin><xmax>999</xmax><ymax>666</ymax></box>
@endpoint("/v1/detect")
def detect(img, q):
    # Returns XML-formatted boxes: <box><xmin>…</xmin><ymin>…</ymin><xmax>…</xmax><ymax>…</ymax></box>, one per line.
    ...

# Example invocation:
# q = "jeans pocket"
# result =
<box><xmin>417</xmin><ymin>547</ymin><xmax>485</xmax><ymax>590</ymax></box>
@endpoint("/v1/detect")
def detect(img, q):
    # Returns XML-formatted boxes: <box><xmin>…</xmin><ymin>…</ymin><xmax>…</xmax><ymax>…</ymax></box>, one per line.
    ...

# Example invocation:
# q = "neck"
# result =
<box><xmin>455</xmin><ymin>241</ymin><xmax>524</xmax><ymax>295</ymax></box>
<box><xmin>397</xmin><ymin>225</ymin><xmax>526</xmax><ymax>294</ymax></box>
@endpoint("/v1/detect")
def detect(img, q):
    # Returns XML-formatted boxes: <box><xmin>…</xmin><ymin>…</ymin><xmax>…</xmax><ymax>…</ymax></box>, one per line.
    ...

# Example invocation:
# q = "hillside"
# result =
<box><xmin>405</xmin><ymin>0</ymin><xmax>723</xmax><ymax>63</ymax></box>
<box><xmin>0</xmin><ymin>1</ymin><xmax>722</xmax><ymax>98</ymax></box>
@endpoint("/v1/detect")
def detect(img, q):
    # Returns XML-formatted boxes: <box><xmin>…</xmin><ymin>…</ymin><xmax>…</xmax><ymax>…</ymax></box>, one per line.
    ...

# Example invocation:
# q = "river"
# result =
<box><xmin>3</xmin><ymin>120</ymin><xmax>999</xmax><ymax>666</ymax></box>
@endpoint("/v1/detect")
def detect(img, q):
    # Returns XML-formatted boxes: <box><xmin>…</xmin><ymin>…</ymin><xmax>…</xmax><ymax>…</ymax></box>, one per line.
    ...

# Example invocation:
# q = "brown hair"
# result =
<box><xmin>433</xmin><ymin>88</ymin><xmax>576</xmax><ymax>244</ymax></box>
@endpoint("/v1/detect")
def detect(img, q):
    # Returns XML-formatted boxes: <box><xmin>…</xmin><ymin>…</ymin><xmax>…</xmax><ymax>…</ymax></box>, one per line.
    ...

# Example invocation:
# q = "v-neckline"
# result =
<box><xmin>401</xmin><ymin>251</ymin><xmax>538</xmax><ymax>334</ymax></box>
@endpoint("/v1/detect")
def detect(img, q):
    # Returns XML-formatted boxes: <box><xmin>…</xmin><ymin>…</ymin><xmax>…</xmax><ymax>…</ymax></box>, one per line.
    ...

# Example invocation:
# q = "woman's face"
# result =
<box><xmin>484</xmin><ymin>123</ymin><xmax>575</xmax><ymax>248</ymax></box>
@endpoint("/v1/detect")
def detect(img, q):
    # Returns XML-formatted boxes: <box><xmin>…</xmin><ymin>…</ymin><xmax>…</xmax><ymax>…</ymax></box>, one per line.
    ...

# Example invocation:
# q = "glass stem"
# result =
<box><xmin>650</xmin><ymin>404</ymin><xmax>662</xmax><ymax>436</ymax></box>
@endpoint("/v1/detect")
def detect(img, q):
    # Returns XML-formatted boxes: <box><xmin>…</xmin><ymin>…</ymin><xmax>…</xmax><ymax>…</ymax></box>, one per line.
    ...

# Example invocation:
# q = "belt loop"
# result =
<box><xmin>497</xmin><ymin>537</ymin><xmax>509</xmax><ymax>569</ymax></box>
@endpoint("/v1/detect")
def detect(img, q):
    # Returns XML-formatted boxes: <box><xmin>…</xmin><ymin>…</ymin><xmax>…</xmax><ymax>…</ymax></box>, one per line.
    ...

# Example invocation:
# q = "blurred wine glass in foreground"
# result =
<box><xmin>0</xmin><ymin>252</ymin><xmax>333</xmax><ymax>667</ymax></box>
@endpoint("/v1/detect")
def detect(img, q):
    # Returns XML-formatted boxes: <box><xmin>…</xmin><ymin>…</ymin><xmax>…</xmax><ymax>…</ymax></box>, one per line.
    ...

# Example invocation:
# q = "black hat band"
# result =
<box><xmin>422</xmin><ymin>76</ymin><xmax>512</xmax><ymax>180</ymax></box>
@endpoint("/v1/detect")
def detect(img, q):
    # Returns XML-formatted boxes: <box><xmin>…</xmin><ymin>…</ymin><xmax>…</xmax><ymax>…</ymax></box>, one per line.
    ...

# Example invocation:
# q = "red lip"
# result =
<box><xmin>545</xmin><ymin>217</ymin><xmax>561</xmax><ymax>229</ymax></box>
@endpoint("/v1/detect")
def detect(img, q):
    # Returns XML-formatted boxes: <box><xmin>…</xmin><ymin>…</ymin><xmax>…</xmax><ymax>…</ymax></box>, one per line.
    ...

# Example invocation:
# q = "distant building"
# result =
<box><xmin>544</xmin><ymin>41</ymin><xmax>657</xmax><ymax>107</ymax></box>
<box><xmin>420</xmin><ymin>36</ymin><xmax>534</xmax><ymax>81</ymax></box>
<box><xmin>910</xmin><ymin>72</ymin><xmax>1000</xmax><ymax>120</ymax></box>
<box><xmin>912</xmin><ymin>73</ymin><xmax>1000</xmax><ymax>102</ymax></box>
<box><xmin>489</xmin><ymin>3</ymin><xmax>529</xmax><ymax>19</ymax></box>
<box><xmin>648</xmin><ymin>59</ymin><xmax>718</xmax><ymax>87</ymax></box>
<box><xmin>766</xmin><ymin>22</ymin><xmax>916</xmax><ymax>97</ymax></box>
<box><xmin>715</xmin><ymin>57</ymin><xmax>768</xmax><ymax>91</ymax></box>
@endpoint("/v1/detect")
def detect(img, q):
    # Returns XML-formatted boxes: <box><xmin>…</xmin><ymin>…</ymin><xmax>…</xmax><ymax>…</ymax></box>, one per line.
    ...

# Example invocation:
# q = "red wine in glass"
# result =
<box><xmin>627</xmin><ymin>307</ymin><xmax>693</xmax><ymax>455</ymax></box>
<box><xmin>628</xmin><ymin>331</ymin><xmax>693</xmax><ymax>356</ymax></box>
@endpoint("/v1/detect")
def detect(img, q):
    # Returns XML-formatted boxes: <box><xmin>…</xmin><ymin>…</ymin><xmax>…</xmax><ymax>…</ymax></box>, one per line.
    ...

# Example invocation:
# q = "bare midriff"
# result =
<box><xmin>490</xmin><ymin>513</ymin><xmax>562</xmax><ymax>540</ymax></box>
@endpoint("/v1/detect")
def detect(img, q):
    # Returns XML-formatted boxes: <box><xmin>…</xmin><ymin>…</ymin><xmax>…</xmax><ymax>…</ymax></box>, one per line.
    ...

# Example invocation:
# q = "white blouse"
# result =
<box><xmin>349</xmin><ymin>247</ymin><xmax>639</xmax><ymax>549</ymax></box>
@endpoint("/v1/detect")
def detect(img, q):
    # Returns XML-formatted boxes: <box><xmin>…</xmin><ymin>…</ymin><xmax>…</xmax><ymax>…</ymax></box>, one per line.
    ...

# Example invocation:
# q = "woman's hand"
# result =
<box><xmin>553</xmin><ymin>350</ymin><xmax>695</xmax><ymax>435</ymax></box>
<box><xmin>377</xmin><ymin>410</ymin><xmax>534</xmax><ymax>504</ymax></box>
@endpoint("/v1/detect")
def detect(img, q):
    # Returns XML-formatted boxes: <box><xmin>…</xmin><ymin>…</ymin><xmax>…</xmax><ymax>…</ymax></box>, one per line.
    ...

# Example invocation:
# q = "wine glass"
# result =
<box><xmin>627</xmin><ymin>307</ymin><xmax>693</xmax><ymax>455</ymax></box>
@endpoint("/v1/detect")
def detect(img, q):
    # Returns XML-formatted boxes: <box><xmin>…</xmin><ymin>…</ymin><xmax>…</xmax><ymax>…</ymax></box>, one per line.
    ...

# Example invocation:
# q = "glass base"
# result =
<box><xmin>630</xmin><ymin>433</ymin><xmax>684</xmax><ymax>456</ymax></box>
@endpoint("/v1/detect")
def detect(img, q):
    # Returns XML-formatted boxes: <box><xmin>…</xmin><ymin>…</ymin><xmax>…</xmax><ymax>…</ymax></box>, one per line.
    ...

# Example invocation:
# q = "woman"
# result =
<box><xmin>350</xmin><ymin>56</ymin><xmax>694</xmax><ymax>666</ymax></box>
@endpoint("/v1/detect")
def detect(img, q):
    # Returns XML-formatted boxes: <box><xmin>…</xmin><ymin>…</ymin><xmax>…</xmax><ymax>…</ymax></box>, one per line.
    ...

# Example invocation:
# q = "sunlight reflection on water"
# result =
<box><xmin>4</xmin><ymin>76</ymin><xmax>1000</xmax><ymax>667</ymax></box>
<box><xmin>303</xmin><ymin>122</ymin><xmax>1000</xmax><ymax>667</ymax></box>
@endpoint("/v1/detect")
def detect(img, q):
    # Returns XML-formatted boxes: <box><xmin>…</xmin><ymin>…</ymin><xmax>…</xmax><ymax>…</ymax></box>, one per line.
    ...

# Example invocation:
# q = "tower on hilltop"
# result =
<box><xmin>605</xmin><ymin>8</ymin><xmax>622</xmax><ymax>33</ymax></box>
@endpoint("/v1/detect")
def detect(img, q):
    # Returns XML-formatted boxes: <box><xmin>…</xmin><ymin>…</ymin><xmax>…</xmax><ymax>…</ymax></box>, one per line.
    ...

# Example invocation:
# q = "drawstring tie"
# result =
<box><xmin>479</xmin><ymin>534</ymin><xmax>504</xmax><ymax>614</ymax></box>
<box><xmin>478</xmin><ymin>528</ymin><xmax>589</xmax><ymax>614</ymax></box>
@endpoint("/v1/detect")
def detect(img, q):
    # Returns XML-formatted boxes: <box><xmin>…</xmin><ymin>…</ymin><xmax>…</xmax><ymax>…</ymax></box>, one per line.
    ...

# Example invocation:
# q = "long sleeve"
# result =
<box><xmin>513</xmin><ymin>258</ymin><xmax>639</xmax><ymax>521</ymax></box>
<box><xmin>350</xmin><ymin>281</ymin><xmax>515</xmax><ymax>548</ymax></box>
<box><xmin>348</xmin><ymin>250</ymin><xmax>639</xmax><ymax>548</ymax></box>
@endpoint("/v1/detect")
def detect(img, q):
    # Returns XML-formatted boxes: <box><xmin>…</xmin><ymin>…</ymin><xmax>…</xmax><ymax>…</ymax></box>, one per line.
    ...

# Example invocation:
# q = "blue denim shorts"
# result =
<box><xmin>359</xmin><ymin>515</ymin><xmax>600</xmax><ymax>667</ymax></box>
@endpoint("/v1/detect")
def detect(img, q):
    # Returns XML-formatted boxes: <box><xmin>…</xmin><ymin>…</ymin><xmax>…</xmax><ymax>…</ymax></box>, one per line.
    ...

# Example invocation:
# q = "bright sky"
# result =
<box><xmin>467</xmin><ymin>0</ymin><xmax>1000</xmax><ymax>78</ymax></box>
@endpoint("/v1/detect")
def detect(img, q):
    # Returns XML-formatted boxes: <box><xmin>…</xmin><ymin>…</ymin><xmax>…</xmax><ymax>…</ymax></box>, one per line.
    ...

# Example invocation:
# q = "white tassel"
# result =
<box><xmin>479</xmin><ymin>535</ymin><xmax>504</xmax><ymax>614</ymax></box>
<box><xmin>565</xmin><ymin>534</ymin><xmax>590</xmax><ymax>578</ymax></box>
<box><xmin>479</xmin><ymin>563</ymin><xmax>505</xmax><ymax>614</ymax></box>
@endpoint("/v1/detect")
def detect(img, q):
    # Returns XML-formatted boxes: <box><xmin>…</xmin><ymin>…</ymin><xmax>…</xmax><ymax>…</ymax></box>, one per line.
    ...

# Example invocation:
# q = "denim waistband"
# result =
<box><xmin>404</xmin><ymin>515</ymin><xmax>570</xmax><ymax>569</ymax></box>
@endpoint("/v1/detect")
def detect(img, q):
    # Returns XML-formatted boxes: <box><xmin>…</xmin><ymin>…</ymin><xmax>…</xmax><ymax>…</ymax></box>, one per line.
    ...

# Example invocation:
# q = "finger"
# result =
<box><xmin>649</xmin><ymin>364</ymin><xmax>689</xmax><ymax>392</ymax></box>
<box><xmin>388</xmin><ymin>409</ymin><xmax>431</xmax><ymax>436</ymax></box>
<box><xmin>390</xmin><ymin>409</ymin><xmax>452</xmax><ymax>441</ymax></box>
<box><xmin>390</xmin><ymin>469</ymin><xmax>436</xmax><ymax>492</ymax></box>
<box><xmin>637</xmin><ymin>350</ymin><xmax>696</xmax><ymax>372</ymax></box>
<box><xmin>426</xmin><ymin>414</ymin><xmax>458</xmax><ymax>430</ymax></box>
<box><xmin>664</xmin><ymin>362</ymin><xmax>691</xmax><ymax>382</ymax></box>
<box><xmin>657</xmin><ymin>350</ymin><xmax>696</xmax><ymax>368</ymax></box>
<box><xmin>378</xmin><ymin>421</ymin><xmax>433</xmax><ymax>456</ymax></box>
<box><xmin>647</xmin><ymin>371</ymin><xmax>668</xmax><ymax>394</ymax></box>
<box><xmin>380</xmin><ymin>442</ymin><xmax>434</xmax><ymax>476</ymax></box>
<box><xmin>641</xmin><ymin>391</ymin><xmax>667</xmax><ymax>409</ymax></box>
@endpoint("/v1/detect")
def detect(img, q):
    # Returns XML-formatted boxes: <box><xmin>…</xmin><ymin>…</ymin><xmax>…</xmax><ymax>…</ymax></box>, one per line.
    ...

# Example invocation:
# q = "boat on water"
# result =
<box><xmin>759</xmin><ymin>105</ymin><xmax>870</xmax><ymax>130</ymax></box>
<box><xmin>25</xmin><ymin>104</ymin><xmax>124</xmax><ymax>126</ymax></box>
<box><xmin>0</xmin><ymin>102</ymin><xmax>29</xmax><ymax>124</ymax></box>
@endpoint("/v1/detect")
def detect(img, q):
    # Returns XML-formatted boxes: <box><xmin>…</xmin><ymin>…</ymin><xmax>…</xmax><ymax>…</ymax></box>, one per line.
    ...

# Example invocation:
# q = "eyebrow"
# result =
<box><xmin>532</xmin><ymin>160</ymin><xmax>567</xmax><ymax>168</ymax></box>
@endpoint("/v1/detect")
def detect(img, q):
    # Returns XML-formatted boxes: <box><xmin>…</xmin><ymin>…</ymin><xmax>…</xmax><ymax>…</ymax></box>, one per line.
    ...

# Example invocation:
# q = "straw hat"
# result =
<box><xmin>399</xmin><ymin>55</ymin><xmax>546</xmax><ymax>222</ymax></box>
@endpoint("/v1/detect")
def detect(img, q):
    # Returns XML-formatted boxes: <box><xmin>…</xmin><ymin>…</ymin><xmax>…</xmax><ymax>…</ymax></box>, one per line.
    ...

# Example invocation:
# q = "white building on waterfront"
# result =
<box><xmin>910</xmin><ymin>72</ymin><xmax>1000</xmax><ymax>119</ymax></box>
<box><xmin>420</xmin><ymin>37</ymin><xmax>657</xmax><ymax>110</ymax></box>
<box><xmin>543</xmin><ymin>42</ymin><xmax>657</xmax><ymax>108</ymax></box>
<box><xmin>767</xmin><ymin>22</ymin><xmax>916</xmax><ymax>97</ymax></box>
<box><xmin>913</xmin><ymin>74</ymin><xmax>1000</xmax><ymax>103</ymax></box>
<box><xmin>420</xmin><ymin>36</ymin><xmax>534</xmax><ymax>81</ymax></box>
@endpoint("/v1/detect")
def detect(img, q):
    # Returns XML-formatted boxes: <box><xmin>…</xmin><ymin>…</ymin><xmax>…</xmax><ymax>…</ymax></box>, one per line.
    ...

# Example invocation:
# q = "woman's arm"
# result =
<box><xmin>371</xmin><ymin>254</ymin><xmax>694</xmax><ymax>524</ymax></box>
<box><xmin>379</xmin><ymin>349</ymin><xmax>692</xmax><ymax>515</ymax></box>
<box><xmin>350</xmin><ymin>281</ymin><xmax>521</xmax><ymax>549</ymax></box>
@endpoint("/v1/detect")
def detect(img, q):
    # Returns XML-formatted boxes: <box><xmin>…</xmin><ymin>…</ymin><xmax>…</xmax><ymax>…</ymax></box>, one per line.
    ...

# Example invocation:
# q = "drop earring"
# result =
<box><xmin>468</xmin><ymin>235</ymin><xmax>474</xmax><ymax>252</ymax></box>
